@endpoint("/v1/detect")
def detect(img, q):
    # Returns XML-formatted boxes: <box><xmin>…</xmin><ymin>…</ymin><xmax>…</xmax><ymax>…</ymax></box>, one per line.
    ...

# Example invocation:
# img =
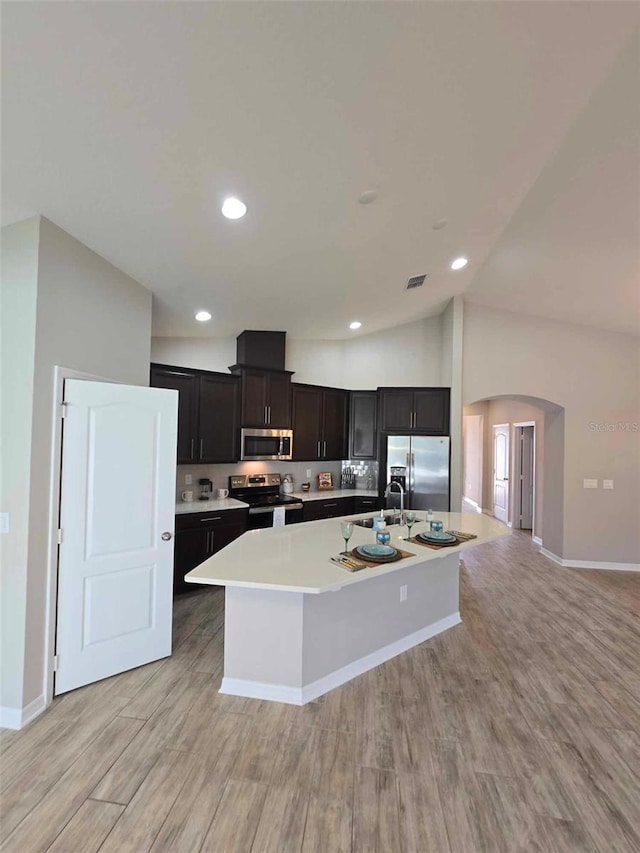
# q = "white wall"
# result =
<box><xmin>462</xmin><ymin>413</ymin><xmax>483</xmax><ymax>508</ymax></box>
<box><xmin>151</xmin><ymin>315</ymin><xmax>444</xmax><ymax>389</ymax></box>
<box><xmin>463</xmin><ymin>303</ymin><xmax>640</xmax><ymax>564</ymax></box>
<box><xmin>441</xmin><ymin>297</ymin><xmax>464</xmax><ymax>509</ymax></box>
<box><xmin>1</xmin><ymin>216</ymin><xmax>153</xmax><ymax>717</ymax></box>
<box><xmin>0</xmin><ymin>218</ymin><xmax>40</xmax><ymax>711</ymax></box>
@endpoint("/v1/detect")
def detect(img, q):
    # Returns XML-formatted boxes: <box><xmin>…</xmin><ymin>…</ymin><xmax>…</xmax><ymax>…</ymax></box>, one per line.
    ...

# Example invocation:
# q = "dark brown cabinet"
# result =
<box><xmin>349</xmin><ymin>391</ymin><xmax>378</xmax><ymax>459</ymax></box>
<box><xmin>150</xmin><ymin>364</ymin><xmax>240</xmax><ymax>463</ymax></box>
<box><xmin>231</xmin><ymin>367</ymin><xmax>293</xmax><ymax>428</ymax></box>
<box><xmin>303</xmin><ymin>496</ymin><xmax>355</xmax><ymax>522</ymax></box>
<box><xmin>292</xmin><ymin>384</ymin><xmax>348</xmax><ymax>461</ymax></box>
<box><xmin>354</xmin><ymin>495</ymin><xmax>382</xmax><ymax>513</ymax></box>
<box><xmin>150</xmin><ymin>365</ymin><xmax>199</xmax><ymax>463</ymax></box>
<box><xmin>378</xmin><ymin>387</ymin><xmax>450</xmax><ymax>435</ymax></box>
<box><xmin>174</xmin><ymin>508</ymin><xmax>247</xmax><ymax>594</ymax></box>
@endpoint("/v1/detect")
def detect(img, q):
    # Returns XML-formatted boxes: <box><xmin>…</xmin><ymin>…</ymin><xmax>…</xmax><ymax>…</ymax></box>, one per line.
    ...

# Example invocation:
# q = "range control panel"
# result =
<box><xmin>230</xmin><ymin>473</ymin><xmax>282</xmax><ymax>489</ymax></box>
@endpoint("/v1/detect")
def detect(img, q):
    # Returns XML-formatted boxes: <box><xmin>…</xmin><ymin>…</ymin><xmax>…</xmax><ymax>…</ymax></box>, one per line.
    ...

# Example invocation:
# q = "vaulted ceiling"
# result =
<box><xmin>2</xmin><ymin>2</ymin><xmax>638</xmax><ymax>339</ymax></box>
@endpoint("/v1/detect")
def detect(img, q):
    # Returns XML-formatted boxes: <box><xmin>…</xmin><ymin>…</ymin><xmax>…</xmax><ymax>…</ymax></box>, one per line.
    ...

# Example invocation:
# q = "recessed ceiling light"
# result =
<box><xmin>349</xmin><ymin>321</ymin><xmax>362</xmax><ymax>330</ymax></box>
<box><xmin>358</xmin><ymin>190</ymin><xmax>378</xmax><ymax>205</ymax></box>
<box><xmin>450</xmin><ymin>257</ymin><xmax>468</xmax><ymax>270</ymax></box>
<box><xmin>195</xmin><ymin>310</ymin><xmax>212</xmax><ymax>322</ymax></box>
<box><xmin>221</xmin><ymin>197</ymin><xmax>247</xmax><ymax>219</ymax></box>
<box><xmin>432</xmin><ymin>218</ymin><xmax>448</xmax><ymax>230</ymax></box>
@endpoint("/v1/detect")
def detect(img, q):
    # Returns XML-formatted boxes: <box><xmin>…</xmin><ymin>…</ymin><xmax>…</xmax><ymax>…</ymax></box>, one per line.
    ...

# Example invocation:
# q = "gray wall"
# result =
<box><xmin>1</xmin><ymin>216</ymin><xmax>153</xmax><ymax>713</ymax></box>
<box><xmin>463</xmin><ymin>302</ymin><xmax>639</xmax><ymax>564</ymax></box>
<box><xmin>0</xmin><ymin>218</ymin><xmax>40</xmax><ymax>710</ymax></box>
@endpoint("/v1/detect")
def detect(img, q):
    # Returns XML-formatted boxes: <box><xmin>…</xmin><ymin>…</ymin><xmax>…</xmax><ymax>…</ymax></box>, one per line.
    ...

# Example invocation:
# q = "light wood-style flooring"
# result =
<box><xmin>1</xmin><ymin>531</ymin><xmax>639</xmax><ymax>852</ymax></box>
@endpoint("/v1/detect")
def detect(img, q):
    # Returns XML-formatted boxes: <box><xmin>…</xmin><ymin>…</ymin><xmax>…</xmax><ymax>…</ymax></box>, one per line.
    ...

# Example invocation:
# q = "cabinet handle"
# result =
<box><xmin>190</xmin><ymin>438</ymin><xmax>195</xmax><ymax>459</ymax></box>
<box><xmin>200</xmin><ymin>517</ymin><xmax>222</xmax><ymax>522</ymax></box>
<box><xmin>264</xmin><ymin>406</ymin><xmax>268</xmax><ymax>424</ymax></box>
<box><xmin>199</xmin><ymin>439</ymin><xmax>204</xmax><ymax>459</ymax></box>
<box><xmin>317</xmin><ymin>440</ymin><xmax>321</xmax><ymax>457</ymax></box>
<box><xmin>324</xmin><ymin>503</ymin><xmax>337</xmax><ymax>507</ymax></box>
<box><xmin>268</xmin><ymin>405</ymin><xmax>271</xmax><ymax>425</ymax></box>
<box><xmin>209</xmin><ymin>531</ymin><xmax>214</xmax><ymax>553</ymax></box>
<box><xmin>323</xmin><ymin>440</ymin><xmax>327</xmax><ymax>457</ymax></box>
<box><xmin>409</xmin><ymin>412</ymin><xmax>413</xmax><ymax>429</ymax></box>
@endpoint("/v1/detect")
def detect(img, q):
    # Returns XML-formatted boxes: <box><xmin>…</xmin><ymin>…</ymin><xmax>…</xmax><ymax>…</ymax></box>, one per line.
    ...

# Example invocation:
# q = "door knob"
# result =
<box><xmin>161</xmin><ymin>531</ymin><xmax>173</xmax><ymax>541</ymax></box>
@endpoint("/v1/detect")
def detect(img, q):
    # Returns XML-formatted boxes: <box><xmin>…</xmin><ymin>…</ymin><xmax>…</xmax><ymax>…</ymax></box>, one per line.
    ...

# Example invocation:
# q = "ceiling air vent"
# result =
<box><xmin>405</xmin><ymin>274</ymin><xmax>427</xmax><ymax>290</ymax></box>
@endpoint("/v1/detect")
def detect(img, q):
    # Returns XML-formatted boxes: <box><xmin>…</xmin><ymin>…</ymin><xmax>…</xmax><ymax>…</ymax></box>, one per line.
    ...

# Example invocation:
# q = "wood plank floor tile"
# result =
<box><xmin>301</xmin><ymin>729</ymin><xmax>355</xmax><ymax>853</ymax></box>
<box><xmin>200</xmin><ymin>779</ymin><xmax>268</xmax><ymax>852</ymax></box>
<box><xmin>46</xmin><ymin>800</ymin><xmax>124</xmax><ymax>853</ymax></box>
<box><xmin>352</xmin><ymin>766</ymin><xmax>401</xmax><ymax>853</ymax></box>
<box><xmin>0</xmin><ymin>716</ymin><xmax>142</xmax><ymax>853</ymax></box>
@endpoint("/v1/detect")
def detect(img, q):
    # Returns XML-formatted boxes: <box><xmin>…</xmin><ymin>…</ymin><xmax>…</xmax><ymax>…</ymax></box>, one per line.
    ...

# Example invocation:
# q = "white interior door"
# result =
<box><xmin>492</xmin><ymin>425</ymin><xmax>510</xmax><ymax>524</ymax></box>
<box><xmin>55</xmin><ymin>379</ymin><xmax>178</xmax><ymax>695</ymax></box>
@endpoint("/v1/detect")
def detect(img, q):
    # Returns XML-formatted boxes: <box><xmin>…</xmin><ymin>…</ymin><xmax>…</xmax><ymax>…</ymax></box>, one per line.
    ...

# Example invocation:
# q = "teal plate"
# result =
<box><xmin>358</xmin><ymin>544</ymin><xmax>397</xmax><ymax>558</ymax></box>
<box><xmin>417</xmin><ymin>531</ymin><xmax>457</xmax><ymax>544</ymax></box>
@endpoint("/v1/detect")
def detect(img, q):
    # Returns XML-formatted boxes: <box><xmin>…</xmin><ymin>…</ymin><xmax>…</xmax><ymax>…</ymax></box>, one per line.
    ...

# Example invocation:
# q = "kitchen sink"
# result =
<box><xmin>352</xmin><ymin>513</ymin><xmax>403</xmax><ymax>528</ymax></box>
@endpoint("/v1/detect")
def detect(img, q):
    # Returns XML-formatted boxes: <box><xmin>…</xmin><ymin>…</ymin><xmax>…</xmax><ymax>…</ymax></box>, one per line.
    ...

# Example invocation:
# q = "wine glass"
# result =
<box><xmin>376</xmin><ymin>530</ymin><xmax>391</xmax><ymax>547</ymax></box>
<box><xmin>405</xmin><ymin>511</ymin><xmax>416</xmax><ymax>540</ymax></box>
<box><xmin>341</xmin><ymin>521</ymin><xmax>354</xmax><ymax>554</ymax></box>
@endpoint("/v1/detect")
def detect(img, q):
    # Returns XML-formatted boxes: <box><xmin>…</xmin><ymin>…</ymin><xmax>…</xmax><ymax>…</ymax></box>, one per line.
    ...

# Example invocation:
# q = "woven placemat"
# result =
<box><xmin>409</xmin><ymin>530</ymin><xmax>477</xmax><ymax>550</ymax></box>
<box><xmin>330</xmin><ymin>546</ymin><xmax>415</xmax><ymax>572</ymax></box>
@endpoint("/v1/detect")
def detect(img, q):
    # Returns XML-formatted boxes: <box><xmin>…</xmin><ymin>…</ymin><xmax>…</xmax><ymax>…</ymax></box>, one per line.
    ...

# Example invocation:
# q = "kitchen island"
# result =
<box><xmin>185</xmin><ymin>512</ymin><xmax>507</xmax><ymax>704</ymax></box>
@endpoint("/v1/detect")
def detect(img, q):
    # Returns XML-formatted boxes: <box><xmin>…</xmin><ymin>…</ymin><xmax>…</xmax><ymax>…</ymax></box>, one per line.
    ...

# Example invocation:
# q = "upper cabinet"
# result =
<box><xmin>150</xmin><ymin>364</ymin><xmax>240</xmax><ymax>463</ymax></box>
<box><xmin>230</xmin><ymin>367</ymin><xmax>293</xmax><ymax>428</ymax></box>
<box><xmin>378</xmin><ymin>387</ymin><xmax>450</xmax><ymax>435</ymax></box>
<box><xmin>292</xmin><ymin>384</ymin><xmax>348</xmax><ymax>461</ymax></box>
<box><xmin>349</xmin><ymin>391</ymin><xmax>378</xmax><ymax>459</ymax></box>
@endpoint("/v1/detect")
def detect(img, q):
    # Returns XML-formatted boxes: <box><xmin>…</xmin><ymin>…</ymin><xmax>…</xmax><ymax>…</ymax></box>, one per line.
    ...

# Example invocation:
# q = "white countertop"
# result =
<box><xmin>289</xmin><ymin>489</ymin><xmax>379</xmax><ymax>502</ymax></box>
<box><xmin>175</xmin><ymin>498</ymin><xmax>249</xmax><ymax>514</ymax></box>
<box><xmin>185</xmin><ymin>511</ymin><xmax>507</xmax><ymax>594</ymax></box>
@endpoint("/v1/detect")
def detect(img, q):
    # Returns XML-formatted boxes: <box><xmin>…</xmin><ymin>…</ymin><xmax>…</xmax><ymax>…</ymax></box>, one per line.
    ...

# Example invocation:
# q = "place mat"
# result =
<box><xmin>409</xmin><ymin>530</ymin><xmax>478</xmax><ymax>550</ymax></box>
<box><xmin>330</xmin><ymin>546</ymin><xmax>415</xmax><ymax>572</ymax></box>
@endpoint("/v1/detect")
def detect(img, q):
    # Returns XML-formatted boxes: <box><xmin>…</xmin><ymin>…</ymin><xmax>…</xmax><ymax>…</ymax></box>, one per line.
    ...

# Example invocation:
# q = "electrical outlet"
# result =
<box><xmin>400</xmin><ymin>584</ymin><xmax>408</xmax><ymax>602</ymax></box>
<box><xmin>185</xmin><ymin>474</ymin><xmax>192</xmax><ymax>485</ymax></box>
<box><xmin>583</xmin><ymin>479</ymin><xmax>598</xmax><ymax>489</ymax></box>
<box><xmin>603</xmin><ymin>479</ymin><xmax>614</xmax><ymax>490</ymax></box>
<box><xmin>0</xmin><ymin>512</ymin><xmax>9</xmax><ymax>534</ymax></box>
<box><xmin>306</xmin><ymin>469</ymin><xmax>312</xmax><ymax>478</ymax></box>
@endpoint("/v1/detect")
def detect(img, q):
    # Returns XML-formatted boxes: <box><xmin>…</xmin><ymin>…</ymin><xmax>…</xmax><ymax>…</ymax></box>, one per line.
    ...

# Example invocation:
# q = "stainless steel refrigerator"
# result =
<box><xmin>384</xmin><ymin>436</ymin><xmax>450</xmax><ymax>511</ymax></box>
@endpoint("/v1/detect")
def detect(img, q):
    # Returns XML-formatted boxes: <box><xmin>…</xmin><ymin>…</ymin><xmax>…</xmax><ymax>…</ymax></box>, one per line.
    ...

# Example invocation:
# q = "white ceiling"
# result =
<box><xmin>2</xmin><ymin>2</ymin><xmax>639</xmax><ymax>340</ymax></box>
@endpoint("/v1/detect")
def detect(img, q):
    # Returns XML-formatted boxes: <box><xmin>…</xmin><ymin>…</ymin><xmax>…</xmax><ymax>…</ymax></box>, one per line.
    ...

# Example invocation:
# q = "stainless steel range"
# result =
<box><xmin>229</xmin><ymin>473</ymin><xmax>303</xmax><ymax>529</ymax></box>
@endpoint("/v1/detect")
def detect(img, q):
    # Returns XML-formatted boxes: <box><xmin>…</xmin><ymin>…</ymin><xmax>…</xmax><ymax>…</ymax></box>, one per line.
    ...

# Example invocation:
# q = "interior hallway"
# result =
<box><xmin>1</xmin><ymin>532</ymin><xmax>639</xmax><ymax>852</ymax></box>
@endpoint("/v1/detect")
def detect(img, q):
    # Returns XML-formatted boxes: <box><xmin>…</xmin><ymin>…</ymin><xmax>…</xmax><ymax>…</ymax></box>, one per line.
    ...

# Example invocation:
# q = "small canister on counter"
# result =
<box><xmin>430</xmin><ymin>519</ymin><xmax>444</xmax><ymax>533</ymax></box>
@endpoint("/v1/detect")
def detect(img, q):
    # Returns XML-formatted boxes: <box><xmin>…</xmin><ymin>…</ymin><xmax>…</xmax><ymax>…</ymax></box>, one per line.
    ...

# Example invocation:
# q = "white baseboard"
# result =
<box><xmin>462</xmin><ymin>497</ymin><xmax>482</xmax><ymax>513</ymax></box>
<box><xmin>540</xmin><ymin>547</ymin><xmax>639</xmax><ymax>573</ymax></box>
<box><xmin>220</xmin><ymin>611</ymin><xmax>462</xmax><ymax>705</ymax></box>
<box><xmin>532</xmin><ymin>535</ymin><xmax>543</xmax><ymax>546</ymax></box>
<box><xmin>0</xmin><ymin>693</ymin><xmax>46</xmax><ymax>730</ymax></box>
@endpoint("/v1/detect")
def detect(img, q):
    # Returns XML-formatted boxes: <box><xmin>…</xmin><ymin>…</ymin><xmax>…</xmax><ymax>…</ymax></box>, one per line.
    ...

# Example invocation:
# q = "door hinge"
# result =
<box><xmin>53</xmin><ymin>655</ymin><xmax>59</xmax><ymax>672</ymax></box>
<box><xmin>57</xmin><ymin>528</ymin><xmax>63</xmax><ymax>545</ymax></box>
<box><xmin>60</xmin><ymin>402</ymin><xmax>68</xmax><ymax>419</ymax></box>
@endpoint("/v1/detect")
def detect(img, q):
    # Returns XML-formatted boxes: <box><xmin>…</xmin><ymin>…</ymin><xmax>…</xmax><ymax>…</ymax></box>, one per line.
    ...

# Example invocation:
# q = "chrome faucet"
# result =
<box><xmin>384</xmin><ymin>481</ymin><xmax>405</xmax><ymax>523</ymax></box>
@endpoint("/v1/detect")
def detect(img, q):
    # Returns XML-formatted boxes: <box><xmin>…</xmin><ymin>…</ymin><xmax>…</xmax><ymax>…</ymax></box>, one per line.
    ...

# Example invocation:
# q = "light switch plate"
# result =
<box><xmin>0</xmin><ymin>512</ymin><xmax>10</xmax><ymax>534</ymax></box>
<box><xmin>603</xmin><ymin>479</ymin><xmax>614</xmax><ymax>490</ymax></box>
<box><xmin>184</xmin><ymin>474</ymin><xmax>192</xmax><ymax>485</ymax></box>
<box><xmin>306</xmin><ymin>469</ymin><xmax>312</xmax><ymax>478</ymax></box>
<box><xmin>583</xmin><ymin>479</ymin><xmax>598</xmax><ymax>489</ymax></box>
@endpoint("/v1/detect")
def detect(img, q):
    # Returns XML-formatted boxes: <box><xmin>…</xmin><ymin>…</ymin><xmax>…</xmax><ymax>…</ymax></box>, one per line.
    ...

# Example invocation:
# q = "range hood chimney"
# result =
<box><xmin>233</xmin><ymin>330</ymin><xmax>287</xmax><ymax>371</ymax></box>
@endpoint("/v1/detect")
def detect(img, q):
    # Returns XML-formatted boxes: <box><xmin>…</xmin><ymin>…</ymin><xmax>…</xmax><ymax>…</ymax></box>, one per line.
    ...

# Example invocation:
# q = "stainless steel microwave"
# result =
<box><xmin>240</xmin><ymin>428</ymin><xmax>293</xmax><ymax>461</ymax></box>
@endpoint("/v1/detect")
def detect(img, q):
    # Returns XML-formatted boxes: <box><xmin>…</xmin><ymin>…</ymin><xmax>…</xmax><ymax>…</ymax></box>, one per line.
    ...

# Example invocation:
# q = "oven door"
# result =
<box><xmin>241</xmin><ymin>429</ymin><xmax>293</xmax><ymax>461</ymax></box>
<box><xmin>247</xmin><ymin>504</ymin><xmax>303</xmax><ymax>529</ymax></box>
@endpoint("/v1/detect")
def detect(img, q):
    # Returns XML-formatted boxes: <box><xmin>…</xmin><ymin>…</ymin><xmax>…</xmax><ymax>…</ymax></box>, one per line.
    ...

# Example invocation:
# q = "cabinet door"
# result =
<box><xmin>267</xmin><ymin>373</ymin><xmax>292</xmax><ymax>428</ymax></box>
<box><xmin>379</xmin><ymin>389</ymin><xmax>414</xmax><ymax>433</ymax></box>
<box><xmin>413</xmin><ymin>389</ymin><xmax>450</xmax><ymax>434</ymax></box>
<box><xmin>322</xmin><ymin>389</ymin><xmax>349</xmax><ymax>460</ymax></box>
<box><xmin>349</xmin><ymin>391</ymin><xmax>378</xmax><ymax>459</ymax></box>
<box><xmin>198</xmin><ymin>374</ymin><xmax>240</xmax><ymax>462</ymax></box>
<box><xmin>241</xmin><ymin>370</ymin><xmax>268</xmax><ymax>427</ymax></box>
<box><xmin>292</xmin><ymin>385</ymin><xmax>323</xmax><ymax>460</ymax></box>
<box><xmin>173</xmin><ymin>527</ymin><xmax>208</xmax><ymax>594</ymax></box>
<box><xmin>150</xmin><ymin>365</ymin><xmax>198</xmax><ymax>463</ymax></box>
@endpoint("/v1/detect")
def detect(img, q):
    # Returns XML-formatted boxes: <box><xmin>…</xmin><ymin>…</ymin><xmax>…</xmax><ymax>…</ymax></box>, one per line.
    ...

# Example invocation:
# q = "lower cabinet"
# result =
<box><xmin>174</xmin><ymin>509</ymin><xmax>248</xmax><ymax>594</ymax></box>
<box><xmin>303</xmin><ymin>497</ymin><xmax>355</xmax><ymax>522</ymax></box>
<box><xmin>354</xmin><ymin>496</ymin><xmax>382</xmax><ymax>513</ymax></box>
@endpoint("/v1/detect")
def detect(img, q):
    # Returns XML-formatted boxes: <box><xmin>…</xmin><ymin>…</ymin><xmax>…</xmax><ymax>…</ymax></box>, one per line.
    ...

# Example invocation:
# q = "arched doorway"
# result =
<box><xmin>461</xmin><ymin>395</ymin><xmax>565</xmax><ymax>553</ymax></box>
